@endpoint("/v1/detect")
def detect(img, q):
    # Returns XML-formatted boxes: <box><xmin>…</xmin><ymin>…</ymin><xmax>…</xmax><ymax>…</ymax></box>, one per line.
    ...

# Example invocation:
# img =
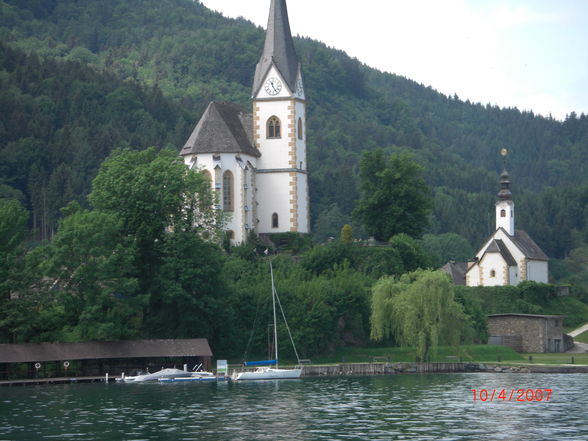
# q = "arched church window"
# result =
<box><xmin>490</xmin><ymin>270</ymin><xmax>496</xmax><ymax>278</ymax></box>
<box><xmin>500</xmin><ymin>209</ymin><xmax>506</xmax><ymax>218</ymax></box>
<box><xmin>222</xmin><ymin>171</ymin><xmax>234</xmax><ymax>211</ymax></box>
<box><xmin>297</xmin><ymin>117</ymin><xmax>303</xmax><ymax>140</ymax></box>
<box><xmin>267</xmin><ymin>116</ymin><xmax>281</xmax><ymax>139</ymax></box>
<box><xmin>272</xmin><ymin>213</ymin><xmax>279</xmax><ymax>228</ymax></box>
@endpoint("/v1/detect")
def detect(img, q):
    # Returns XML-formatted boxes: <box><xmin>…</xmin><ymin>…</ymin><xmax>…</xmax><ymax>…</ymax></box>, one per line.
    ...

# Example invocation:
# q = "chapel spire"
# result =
<box><xmin>496</xmin><ymin>169</ymin><xmax>515</xmax><ymax>235</ymax></box>
<box><xmin>252</xmin><ymin>0</ymin><xmax>300</xmax><ymax>96</ymax></box>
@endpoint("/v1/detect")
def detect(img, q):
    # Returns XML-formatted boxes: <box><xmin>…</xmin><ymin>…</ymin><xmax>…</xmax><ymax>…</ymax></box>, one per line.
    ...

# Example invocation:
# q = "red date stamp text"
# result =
<box><xmin>471</xmin><ymin>388</ymin><xmax>552</xmax><ymax>402</ymax></box>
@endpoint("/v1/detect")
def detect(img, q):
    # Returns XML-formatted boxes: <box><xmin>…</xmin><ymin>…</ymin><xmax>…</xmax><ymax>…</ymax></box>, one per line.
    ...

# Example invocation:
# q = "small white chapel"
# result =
<box><xmin>465</xmin><ymin>170</ymin><xmax>549</xmax><ymax>286</ymax></box>
<box><xmin>179</xmin><ymin>0</ymin><xmax>309</xmax><ymax>244</ymax></box>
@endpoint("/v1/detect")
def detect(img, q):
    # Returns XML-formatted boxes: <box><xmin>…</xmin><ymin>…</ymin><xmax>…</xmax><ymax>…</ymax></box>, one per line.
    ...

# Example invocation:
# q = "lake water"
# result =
<box><xmin>1</xmin><ymin>373</ymin><xmax>588</xmax><ymax>440</ymax></box>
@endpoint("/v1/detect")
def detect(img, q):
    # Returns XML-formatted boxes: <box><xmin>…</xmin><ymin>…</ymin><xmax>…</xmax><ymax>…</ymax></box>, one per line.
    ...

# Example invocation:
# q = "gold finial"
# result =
<box><xmin>500</xmin><ymin>148</ymin><xmax>508</xmax><ymax>157</ymax></box>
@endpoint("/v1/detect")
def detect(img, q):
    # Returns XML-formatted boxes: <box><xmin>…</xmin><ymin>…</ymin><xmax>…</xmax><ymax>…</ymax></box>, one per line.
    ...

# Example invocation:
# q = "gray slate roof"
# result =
<box><xmin>0</xmin><ymin>339</ymin><xmax>212</xmax><ymax>363</ymax></box>
<box><xmin>180</xmin><ymin>102</ymin><xmax>260</xmax><ymax>158</ymax></box>
<box><xmin>484</xmin><ymin>239</ymin><xmax>517</xmax><ymax>266</ymax></box>
<box><xmin>441</xmin><ymin>261</ymin><xmax>467</xmax><ymax>285</ymax></box>
<box><xmin>252</xmin><ymin>0</ymin><xmax>300</xmax><ymax>96</ymax></box>
<box><xmin>510</xmin><ymin>229</ymin><xmax>549</xmax><ymax>261</ymax></box>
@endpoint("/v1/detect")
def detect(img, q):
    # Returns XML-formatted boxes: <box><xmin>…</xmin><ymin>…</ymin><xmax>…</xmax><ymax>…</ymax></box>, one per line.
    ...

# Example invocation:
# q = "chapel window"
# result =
<box><xmin>272</xmin><ymin>213</ymin><xmax>279</xmax><ymax>228</ymax></box>
<box><xmin>222</xmin><ymin>171</ymin><xmax>234</xmax><ymax>211</ymax></box>
<box><xmin>267</xmin><ymin>116</ymin><xmax>281</xmax><ymax>139</ymax></box>
<box><xmin>500</xmin><ymin>209</ymin><xmax>506</xmax><ymax>218</ymax></box>
<box><xmin>490</xmin><ymin>270</ymin><xmax>496</xmax><ymax>278</ymax></box>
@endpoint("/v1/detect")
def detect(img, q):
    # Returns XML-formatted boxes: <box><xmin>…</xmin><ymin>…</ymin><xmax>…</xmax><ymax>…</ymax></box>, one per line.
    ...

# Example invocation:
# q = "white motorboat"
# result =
<box><xmin>158</xmin><ymin>370</ymin><xmax>218</xmax><ymax>383</ymax></box>
<box><xmin>232</xmin><ymin>263</ymin><xmax>302</xmax><ymax>381</ymax></box>
<box><xmin>117</xmin><ymin>367</ymin><xmax>192</xmax><ymax>383</ymax></box>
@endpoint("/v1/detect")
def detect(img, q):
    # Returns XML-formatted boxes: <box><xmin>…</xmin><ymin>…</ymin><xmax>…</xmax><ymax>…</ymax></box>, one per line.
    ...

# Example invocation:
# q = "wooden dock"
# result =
<box><xmin>0</xmin><ymin>376</ymin><xmax>114</xmax><ymax>387</ymax></box>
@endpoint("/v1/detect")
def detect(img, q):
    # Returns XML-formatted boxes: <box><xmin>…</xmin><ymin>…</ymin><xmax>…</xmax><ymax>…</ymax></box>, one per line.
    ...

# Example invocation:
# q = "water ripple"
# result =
<box><xmin>1</xmin><ymin>373</ymin><xmax>587</xmax><ymax>440</ymax></box>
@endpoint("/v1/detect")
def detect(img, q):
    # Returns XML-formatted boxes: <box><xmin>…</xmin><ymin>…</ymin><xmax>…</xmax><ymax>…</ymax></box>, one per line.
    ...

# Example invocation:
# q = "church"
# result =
<box><xmin>179</xmin><ymin>0</ymin><xmax>309</xmax><ymax>244</ymax></box>
<box><xmin>465</xmin><ymin>170</ymin><xmax>549</xmax><ymax>286</ymax></box>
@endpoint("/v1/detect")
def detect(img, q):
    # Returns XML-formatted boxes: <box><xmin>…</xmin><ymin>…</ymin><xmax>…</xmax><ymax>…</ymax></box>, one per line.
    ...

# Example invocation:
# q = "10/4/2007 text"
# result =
<box><xmin>472</xmin><ymin>389</ymin><xmax>552</xmax><ymax>402</ymax></box>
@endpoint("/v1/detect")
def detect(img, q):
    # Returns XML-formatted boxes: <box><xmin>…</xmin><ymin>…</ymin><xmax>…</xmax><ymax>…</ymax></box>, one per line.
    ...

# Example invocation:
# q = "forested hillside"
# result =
<box><xmin>1</xmin><ymin>0</ymin><xmax>588</xmax><ymax>259</ymax></box>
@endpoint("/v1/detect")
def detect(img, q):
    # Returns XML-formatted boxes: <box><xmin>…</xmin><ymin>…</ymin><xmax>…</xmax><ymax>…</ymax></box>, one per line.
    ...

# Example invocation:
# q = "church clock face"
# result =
<box><xmin>264</xmin><ymin>77</ymin><xmax>282</xmax><ymax>96</ymax></box>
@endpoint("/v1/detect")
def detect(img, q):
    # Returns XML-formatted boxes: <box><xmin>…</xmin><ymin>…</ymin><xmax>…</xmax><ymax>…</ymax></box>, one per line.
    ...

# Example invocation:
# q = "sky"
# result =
<box><xmin>199</xmin><ymin>0</ymin><xmax>588</xmax><ymax>120</ymax></box>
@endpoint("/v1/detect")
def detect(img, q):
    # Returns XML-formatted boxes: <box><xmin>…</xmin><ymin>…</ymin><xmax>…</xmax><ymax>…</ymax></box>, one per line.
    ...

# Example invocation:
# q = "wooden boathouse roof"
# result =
<box><xmin>0</xmin><ymin>339</ymin><xmax>212</xmax><ymax>363</ymax></box>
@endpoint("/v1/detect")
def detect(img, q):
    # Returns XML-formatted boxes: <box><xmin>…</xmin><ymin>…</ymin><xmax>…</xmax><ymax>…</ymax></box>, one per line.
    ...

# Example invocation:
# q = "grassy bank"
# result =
<box><xmin>308</xmin><ymin>345</ymin><xmax>524</xmax><ymax>364</ymax></box>
<box><xmin>303</xmin><ymin>345</ymin><xmax>588</xmax><ymax>366</ymax></box>
<box><xmin>234</xmin><ymin>344</ymin><xmax>588</xmax><ymax>367</ymax></box>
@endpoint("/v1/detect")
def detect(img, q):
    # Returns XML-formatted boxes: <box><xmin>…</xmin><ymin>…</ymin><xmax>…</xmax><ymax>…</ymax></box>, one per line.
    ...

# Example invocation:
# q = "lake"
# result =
<box><xmin>1</xmin><ymin>373</ymin><xmax>587</xmax><ymax>440</ymax></box>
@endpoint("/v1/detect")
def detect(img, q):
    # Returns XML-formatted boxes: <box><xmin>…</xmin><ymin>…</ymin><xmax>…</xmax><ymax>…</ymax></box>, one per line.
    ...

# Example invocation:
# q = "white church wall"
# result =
<box><xmin>255</xmin><ymin>100</ymin><xmax>294</xmax><ymax>171</ymax></box>
<box><xmin>479</xmin><ymin>253</ymin><xmax>508</xmax><ymax>287</ymax></box>
<box><xmin>183</xmin><ymin>153</ymin><xmax>257</xmax><ymax>244</ymax></box>
<box><xmin>509</xmin><ymin>266</ymin><xmax>520</xmax><ymax>285</ymax></box>
<box><xmin>256</xmin><ymin>172</ymin><xmax>292</xmax><ymax>233</ymax></box>
<box><xmin>296</xmin><ymin>173</ymin><xmax>309</xmax><ymax>233</ymax></box>
<box><xmin>495</xmin><ymin>200</ymin><xmax>515</xmax><ymax>235</ymax></box>
<box><xmin>527</xmin><ymin>260</ymin><xmax>549</xmax><ymax>283</ymax></box>
<box><xmin>295</xmin><ymin>100</ymin><xmax>306</xmax><ymax>170</ymax></box>
<box><xmin>466</xmin><ymin>264</ymin><xmax>480</xmax><ymax>287</ymax></box>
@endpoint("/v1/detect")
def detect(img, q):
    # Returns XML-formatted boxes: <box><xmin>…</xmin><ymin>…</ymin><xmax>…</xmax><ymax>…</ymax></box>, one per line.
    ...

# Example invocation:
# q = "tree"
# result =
<box><xmin>341</xmin><ymin>224</ymin><xmax>353</xmax><ymax>242</ymax></box>
<box><xmin>354</xmin><ymin>150</ymin><xmax>432</xmax><ymax>241</ymax></box>
<box><xmin>370</xmin><ymin>269</ymin><xmax>472</xmax><ymax>361</ymax></box>
<box><xmin>420</xmin><ymin>233</ymin><xmax>474</xmax><ymax>268</ymax></box>
<box><xmin>43</xmin><ymin>204</ymin><xmax>145</xmax><ymax>341</ymax></box>
<box><xmin>88</xmin><ymin>147</ymin><xmax>220</xmax><ymax>290</ymax></box>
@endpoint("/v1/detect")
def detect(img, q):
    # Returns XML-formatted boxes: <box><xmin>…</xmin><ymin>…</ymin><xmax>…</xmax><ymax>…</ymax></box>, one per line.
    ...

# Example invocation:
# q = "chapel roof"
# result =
<box><xmin>252</xmin><ymin>0</ymin><xmax>300</xmax><ymax>96</ymax></box>
<box><xmin>484</xmin><ymin>239</ymin><xmax>517</xmax><ymax>266</ymax></box>
<box><xmin>509</xmin><ymin>229</ymin><xmax>549</xmax><ymax>261</ymax></box>
<box><xmin>180</xmin><ymin>102</ymin><xmax>260</xmax><ymax>158</ymax></box>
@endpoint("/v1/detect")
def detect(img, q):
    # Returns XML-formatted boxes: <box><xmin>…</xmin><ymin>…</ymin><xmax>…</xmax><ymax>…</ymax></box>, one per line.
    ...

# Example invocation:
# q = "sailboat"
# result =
<box><xmin>232</xmin><ymin>263</ymin><xmax>302</xmax><ymax>381</ymax></box>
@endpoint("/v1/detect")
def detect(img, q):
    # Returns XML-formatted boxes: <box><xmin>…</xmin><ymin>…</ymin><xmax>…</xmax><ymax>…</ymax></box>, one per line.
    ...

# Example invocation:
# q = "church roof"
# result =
<box><xmin>510</xmin><ymin>229</ymin><xmax>549</xmax><ymax>261</ymax></box>
<box><xmin>252</xmin><ymin>0</ymin><xmax>300</xmax><ymax>96</ymax></box>
<box><xmin>180</xmin><ymin>102</ymin><xmax>260</xmax><ymax>158</ymax></box>
<box><xmin>484</xmin><ymin>239</ymin><xmax>517</xmax><ymax>266</ymax></box>
<box><xmin>441</xmin><ymin>261</ymin><xmax>468</xmax><ymax>285</ymax></box>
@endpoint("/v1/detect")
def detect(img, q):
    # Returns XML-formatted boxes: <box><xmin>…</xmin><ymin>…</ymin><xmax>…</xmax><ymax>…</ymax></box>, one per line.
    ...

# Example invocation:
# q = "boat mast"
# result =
<box><xmin>270</xmin><ymin>262</ymin><xmax>279</xmax><ymax>369</ymax></box>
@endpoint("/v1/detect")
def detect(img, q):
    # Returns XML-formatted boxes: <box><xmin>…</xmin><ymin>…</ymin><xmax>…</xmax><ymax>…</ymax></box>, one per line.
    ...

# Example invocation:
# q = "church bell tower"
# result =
<box><xmin>252</xmin><ymin>0</ymin><xmax>309</xmax><ymax>234</ymax></box>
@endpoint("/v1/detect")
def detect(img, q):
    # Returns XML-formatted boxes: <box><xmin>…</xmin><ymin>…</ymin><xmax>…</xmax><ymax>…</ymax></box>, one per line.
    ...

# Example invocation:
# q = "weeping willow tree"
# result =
<box><xmin>370</xmin><ymin>269</ymin><xmax>472</xmax><ymax>361</ymax></box>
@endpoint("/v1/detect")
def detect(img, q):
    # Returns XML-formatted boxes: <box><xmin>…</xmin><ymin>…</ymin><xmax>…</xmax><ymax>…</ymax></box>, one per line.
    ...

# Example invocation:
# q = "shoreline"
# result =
<box><xmin>3</xmin><ymin>362</ymin><xmax>588</xmax><ymax>386</ymax></box>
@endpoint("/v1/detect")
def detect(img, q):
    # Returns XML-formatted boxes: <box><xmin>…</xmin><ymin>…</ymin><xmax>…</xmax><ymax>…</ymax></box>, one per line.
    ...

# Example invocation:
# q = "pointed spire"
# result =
<box><xmin>252</xmin><ymin>0</ymin><xmax>300</xmax><ymax>96</ymax></box>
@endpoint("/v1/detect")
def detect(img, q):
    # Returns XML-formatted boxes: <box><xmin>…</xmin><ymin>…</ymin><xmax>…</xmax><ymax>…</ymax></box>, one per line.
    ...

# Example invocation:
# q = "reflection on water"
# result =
<box><xmin>1</xmin><ymin>373</ymin><xmax>588</xmax><ymax>440</ymax></box>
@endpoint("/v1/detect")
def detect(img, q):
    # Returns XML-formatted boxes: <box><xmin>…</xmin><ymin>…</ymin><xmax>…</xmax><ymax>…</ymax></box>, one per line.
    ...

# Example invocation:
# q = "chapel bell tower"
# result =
<box><xmin>251</xmin><ymin>0</ymin><xmax>309</xmax><ymax>234</ymax></box>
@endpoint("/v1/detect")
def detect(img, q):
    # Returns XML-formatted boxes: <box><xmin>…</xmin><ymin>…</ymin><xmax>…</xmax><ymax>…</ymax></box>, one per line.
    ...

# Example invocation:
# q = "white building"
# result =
<box><xmin>179</xmin><ymin>0</ymin><xmax>309</xmax><ymax>243</ymax></box>
<box><xmin>465</xmin><ymin>170</ymin><xmax>549</xmax><ymax>286</ymax></box>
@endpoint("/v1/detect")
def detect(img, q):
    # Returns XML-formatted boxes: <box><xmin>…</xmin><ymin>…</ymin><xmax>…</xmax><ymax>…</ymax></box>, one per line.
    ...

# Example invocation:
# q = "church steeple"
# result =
<box><xmin>496</xmin><ymin>169</ymin><xmax>515</xmax><ymax>235</ymax></box>
<box><xmin>252</xmin><ymin>0</ymin><xmax>300</xmax><ymax>97</ymax></box>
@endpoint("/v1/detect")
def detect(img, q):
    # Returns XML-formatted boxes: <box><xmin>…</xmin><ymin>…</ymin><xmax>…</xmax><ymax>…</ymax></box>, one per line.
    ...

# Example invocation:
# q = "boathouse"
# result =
<box><xmin>487</xmin><ymin>313</ymin><xmax>567</xmax><ymax>353</ymax></box>
<box><xmin>0</xmin><ymin>339</ymin><xmax>212</xmax><ymax>381</ymax></box>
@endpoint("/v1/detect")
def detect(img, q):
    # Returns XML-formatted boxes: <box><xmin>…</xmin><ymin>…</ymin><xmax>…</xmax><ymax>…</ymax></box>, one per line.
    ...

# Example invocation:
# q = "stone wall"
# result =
<box><xmin>488</xmin><ymin>315</ymin><xmax>564</xmax><ymax>353</ymax></box>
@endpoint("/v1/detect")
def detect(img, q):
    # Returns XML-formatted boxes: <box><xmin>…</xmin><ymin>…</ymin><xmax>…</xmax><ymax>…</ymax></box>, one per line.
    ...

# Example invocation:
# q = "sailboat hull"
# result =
<box><xmin>232</xmin><ymin>367</ymin><xmax>302</xmax><ymax>381</ymax></box>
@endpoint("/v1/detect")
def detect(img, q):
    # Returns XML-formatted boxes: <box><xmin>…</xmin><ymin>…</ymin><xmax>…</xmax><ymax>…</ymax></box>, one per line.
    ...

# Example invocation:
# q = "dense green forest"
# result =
<box><xmin>1</xmin><ymin>0</ymin><xmax>588</xmax><ymax>257</ymax></box>
<box><xmin>1</xmin><ymin>0</ymin><xmax>588</xmax><ymax>356</ymax></box>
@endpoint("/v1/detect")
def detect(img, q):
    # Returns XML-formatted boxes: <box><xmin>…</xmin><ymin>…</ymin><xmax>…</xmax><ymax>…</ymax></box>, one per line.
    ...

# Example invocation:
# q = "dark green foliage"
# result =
<box><xmin>0</xmin><ymin>42</ymin><xmax>192</xmax><ymax>239</ymax></box>
<box><xmin>300</xmin><ymin>240</ymin><xmax>429</xmax><ymax>279</ymax></box>
<box><xmin>421</xmin><ymin>232</ymin><xmax>475</xmax><ymax>267</ymax></box>
<box><xmin>455</xmin><ymin>282</ymin><xmax>588</xmax><ymax>329</ymax></box>
<box><xmin>354</xmin><ymin>150</ymin><xmax>432</xmax><ymax>241</ymax></box>
<box><xmin>1</xmin><ymin>0</ymin><xmax>588</xmax><ymax>357</ymax></box>
<box><xmin>1</xmin><ymin>0</ymin><xmax>587</xmax><ymax>257</ymax></box>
